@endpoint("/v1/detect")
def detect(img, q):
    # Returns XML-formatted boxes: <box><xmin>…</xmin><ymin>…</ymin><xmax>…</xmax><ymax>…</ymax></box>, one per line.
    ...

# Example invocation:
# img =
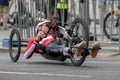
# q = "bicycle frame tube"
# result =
<box><xmin>58</xmin><ymin>26</ymin><xmax>71</xmax><ymax>40</ymax></box>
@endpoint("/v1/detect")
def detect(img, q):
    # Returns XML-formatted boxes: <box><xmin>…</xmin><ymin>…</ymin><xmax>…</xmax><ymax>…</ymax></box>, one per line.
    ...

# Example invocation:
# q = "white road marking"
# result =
<box><xmin>0</xmin><ymin>71</ymin><xmax>92</xmax><ymax>78</ymax></box>
<box><xmin>101</xmin><ymin>57</ymin><xmax>120</xmax><ymax>60</ymax></box>
<box><xmin>86</xmin><ymin>61</ymin><xmax>120</xmax><ymax>64</ymax></box>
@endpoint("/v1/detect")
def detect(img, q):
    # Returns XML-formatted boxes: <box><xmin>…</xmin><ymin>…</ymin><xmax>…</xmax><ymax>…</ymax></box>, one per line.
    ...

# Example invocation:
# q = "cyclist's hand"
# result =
<box><xmin>36</xmin><ymin>31</ymin><xmax>45</xmax><ymax>40</ymax></box>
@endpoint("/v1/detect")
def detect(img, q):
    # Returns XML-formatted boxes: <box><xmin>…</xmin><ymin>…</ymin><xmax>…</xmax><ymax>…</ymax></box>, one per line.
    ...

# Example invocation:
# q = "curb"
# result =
<box><xmin>97</xmin><ymin>52</ymin><xmax>120</xmax><ymax>57</ymax></box>
<box><xmin>0</xmin><ymin>46</ymin><xmax>9</xmax><ymax>52</ymax></box>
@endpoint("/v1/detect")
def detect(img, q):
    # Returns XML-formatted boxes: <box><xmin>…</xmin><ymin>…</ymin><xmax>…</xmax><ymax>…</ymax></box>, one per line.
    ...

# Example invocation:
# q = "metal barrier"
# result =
<box><xmin>90</xmin><ymin>0</ymin><xmax>120</xmax><ymax>54</ymax></box>
<box><xmin>10</xmin><ymin>0</ymin><xmax>89</xmax><ymax>39</ymax></box>
<box><xmin>10</xmin><ymin>0</ymin><xmax>120</xmax><ymax>53</ymax></box>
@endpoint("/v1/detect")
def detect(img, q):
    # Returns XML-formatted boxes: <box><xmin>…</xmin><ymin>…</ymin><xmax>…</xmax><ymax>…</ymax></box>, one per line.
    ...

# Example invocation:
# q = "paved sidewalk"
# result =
<box><xmin>0</xmin><ymin>29</ymin><xmax>120</xmax><ymax>57</ymax></box>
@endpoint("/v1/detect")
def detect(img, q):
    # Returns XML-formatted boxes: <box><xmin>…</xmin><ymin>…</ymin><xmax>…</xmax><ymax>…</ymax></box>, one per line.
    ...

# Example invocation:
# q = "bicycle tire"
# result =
<box><xmin>9</xmin><ymin>29</ymin><xmax>21</xmax><ymax>62</ymax></box>
<box><xmin>70</xmin><ymin>18</ymin><xmax>89</xmax><ymax>47</ymax></box>
<box><xmin>104</xmin><ymin>11</ymin><xmax>119</xmax><ymax>41</ymax></box>
<box><xmin>70</xmin><ymin>18</ymin><xmax>89</xmax><ymax>66</ymax></box>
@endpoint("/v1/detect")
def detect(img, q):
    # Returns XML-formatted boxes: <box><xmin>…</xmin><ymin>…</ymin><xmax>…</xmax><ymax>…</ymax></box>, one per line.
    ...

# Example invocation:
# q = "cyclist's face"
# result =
<box><xmin>37</xmin><ymin>23</ymin><xmax>49</xmax><ymax>34</ymax></box>
<box><xmin>41</xmin><ymin>23</ymin><xmax>49</xmax><ymax>34</ymax></box>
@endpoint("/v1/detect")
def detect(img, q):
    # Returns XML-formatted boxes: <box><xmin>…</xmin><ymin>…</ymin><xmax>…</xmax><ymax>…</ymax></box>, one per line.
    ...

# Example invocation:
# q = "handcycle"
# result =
<box><xmin>9</xmin><ymin>18</ymin><xmax>101</xmax><ymax>66</ymax></box>
<box><xmin>104</xmin><ymin>11</ymin><xmax>120</xmax><ymax>41</ymax></box>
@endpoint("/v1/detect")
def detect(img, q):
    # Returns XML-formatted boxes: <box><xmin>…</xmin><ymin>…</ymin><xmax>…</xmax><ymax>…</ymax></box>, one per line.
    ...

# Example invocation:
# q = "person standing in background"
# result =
<box><xmin>57</xmin><ymin>0</ymin><xmax>68</xmax><ymax>25</ymax></box>
<box><xmin>0</xmin><ymin>0</ymin><xmax>13</xmax><ymax>30</ymax></box>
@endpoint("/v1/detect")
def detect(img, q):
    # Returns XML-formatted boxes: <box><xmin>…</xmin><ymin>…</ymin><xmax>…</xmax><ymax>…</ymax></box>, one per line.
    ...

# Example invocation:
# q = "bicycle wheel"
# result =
<box><xmin>104</xmin><ymin>11</ymin><xmax>119</xmax><ymax>41</ymax></box>
<box><xmin>9</xmin><ymin>29</ymin><xmax>21</xmax><ymax>62</ymax></box>
<box><xmin>70</xmin><ymin>18</ymin><xmax>89</xmax><ymax>66</ymax></box>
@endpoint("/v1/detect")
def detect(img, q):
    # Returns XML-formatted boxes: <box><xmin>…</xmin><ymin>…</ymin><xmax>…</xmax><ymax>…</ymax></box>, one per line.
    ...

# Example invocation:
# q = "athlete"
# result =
<box><xmin>23</xmin><ymin>19</ymin><xmax>100</xmax><ymax>59</ymax></box>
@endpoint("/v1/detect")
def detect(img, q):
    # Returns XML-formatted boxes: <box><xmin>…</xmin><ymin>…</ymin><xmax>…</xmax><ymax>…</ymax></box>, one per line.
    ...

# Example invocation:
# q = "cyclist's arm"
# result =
<box><xmin>23</xmin><ymin>31</ymin><xmax>44</xmax><ymax>59</ymax></box>
<box><xmin>23</xmin><ymin>38</ymin><xmax>40</xmax><ymax>59</ymax></box>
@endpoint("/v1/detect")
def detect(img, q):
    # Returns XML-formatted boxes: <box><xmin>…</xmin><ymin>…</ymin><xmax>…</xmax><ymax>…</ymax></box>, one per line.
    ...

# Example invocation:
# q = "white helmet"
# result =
<box><xmin>35</xmin><ymin>19</ymin><xmax>50</xmax><ymax>32</ymax></box>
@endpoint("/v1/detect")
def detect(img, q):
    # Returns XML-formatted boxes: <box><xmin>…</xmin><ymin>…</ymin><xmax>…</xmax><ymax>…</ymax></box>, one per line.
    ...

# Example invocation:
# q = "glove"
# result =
<box><xmin>37</xmin><ymin>44</ymin><xmax>46</xmax><ymax>52</ymax></box>
<box><xmin>36</xmin><ymin>31</ymin><xmax>45</xmax><ymax>40</ymax></box>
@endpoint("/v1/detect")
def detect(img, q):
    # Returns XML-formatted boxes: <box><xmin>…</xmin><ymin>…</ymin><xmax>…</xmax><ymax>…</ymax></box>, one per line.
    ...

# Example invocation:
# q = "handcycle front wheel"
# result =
<box><xmin>104</xmin><ymin>11</ymin><xmax>119</xmax><ymax>41</ymax></box>
<box><xmin>70</xmin><ymin>18</ymin><xmax>89</xmax><ymax>66</ymax></box>
<box><xmin>9</xmin><ymin>29</ymin><xmax>21</xmax><ymax>62</ymax></box>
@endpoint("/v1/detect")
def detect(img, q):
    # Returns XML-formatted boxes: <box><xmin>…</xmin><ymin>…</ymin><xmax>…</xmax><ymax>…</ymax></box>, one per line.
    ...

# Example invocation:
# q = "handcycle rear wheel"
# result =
<box><xmin>70</xmin><ymin>18</ymin><xmax>89</xmax><ymax>66</ymax></box>
<box><xmin>9</xmin><ymin>29</ymin><xmax>21</xmax><ymax>62</ymax></box>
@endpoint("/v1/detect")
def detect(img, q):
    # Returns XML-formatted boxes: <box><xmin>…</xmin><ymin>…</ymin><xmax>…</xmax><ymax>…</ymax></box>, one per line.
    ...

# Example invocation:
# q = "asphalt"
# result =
<box><xmin>0</xmin><ymin>28</ymin><xmax>120</xmax><ymax>57</ymax></box>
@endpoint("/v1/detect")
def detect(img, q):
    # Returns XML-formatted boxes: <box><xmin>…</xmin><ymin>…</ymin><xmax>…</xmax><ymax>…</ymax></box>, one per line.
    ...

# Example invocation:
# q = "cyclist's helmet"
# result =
<box><xmin>35</xmin><ymin>19</ymin><xmax>50</xmax><ymax>33</ymax></box>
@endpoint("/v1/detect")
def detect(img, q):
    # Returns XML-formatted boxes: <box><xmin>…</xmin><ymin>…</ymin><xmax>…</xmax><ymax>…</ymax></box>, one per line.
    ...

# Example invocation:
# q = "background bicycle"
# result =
<box><xmin>104</xmin><ymin>10</ymin><xmax>120</xmax><ymax>41</ymax></box>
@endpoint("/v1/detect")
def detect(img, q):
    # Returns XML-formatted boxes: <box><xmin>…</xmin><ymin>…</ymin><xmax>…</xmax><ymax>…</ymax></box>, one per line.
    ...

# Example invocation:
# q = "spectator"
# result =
<box><xmin>57</xmin><ymin>0</ymin><xmax>68</xmax><ymax>25</ymax></box>
<box><xmin>0</xmin><ymin>0</ymin><xmax>13</xmax><ymax>30</ymax></box>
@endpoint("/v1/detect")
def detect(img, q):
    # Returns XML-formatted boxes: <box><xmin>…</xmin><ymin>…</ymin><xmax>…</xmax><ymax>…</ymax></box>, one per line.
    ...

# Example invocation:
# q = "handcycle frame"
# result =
<box><xmin>9</xmin><ymin>18</ymin><xmax>100</xmax><ymax>66</ymax></box>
